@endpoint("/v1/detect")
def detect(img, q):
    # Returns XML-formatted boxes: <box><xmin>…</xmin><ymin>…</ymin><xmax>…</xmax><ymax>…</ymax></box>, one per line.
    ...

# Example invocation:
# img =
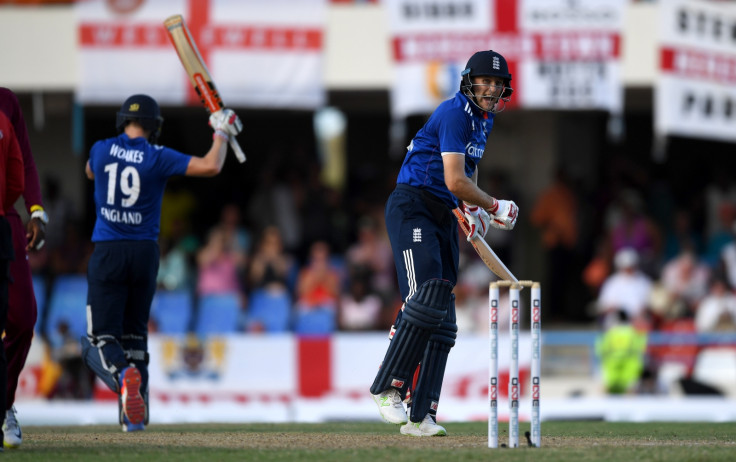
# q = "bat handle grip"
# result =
<box><xmin>229</xmin><ymin>136</ymin><xmax>246</xmax><ymax>163</ymax></box>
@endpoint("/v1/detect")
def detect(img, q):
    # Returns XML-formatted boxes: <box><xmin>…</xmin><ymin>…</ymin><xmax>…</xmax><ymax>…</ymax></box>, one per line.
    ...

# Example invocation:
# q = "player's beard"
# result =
<box><xmin>476</xmin><ymin>93</ymin><xmax>500</xmax><ymax>113</ymax></box>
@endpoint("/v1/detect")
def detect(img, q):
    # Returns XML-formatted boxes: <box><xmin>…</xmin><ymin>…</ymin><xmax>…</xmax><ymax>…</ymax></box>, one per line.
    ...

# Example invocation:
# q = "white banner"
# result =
<box><xmin>145</xmin><ymin>332</ymin><xmax>532</xmax><ymax>401</ymax></box>
<box><xmin>518</xmin><ymin>0</ymin><xmax>624</xmax><ymax>111</ymax></box>
<box><xmin>385</xmin><ymin>0</ymin><xmax>625</xmax><ymax>117</ymax></box>
<box><xmin>76</xmin><ymin>0</ymin><xmax>326</xmax><ymax>109</ymax></box>
<box><xmin>655</xmin><ymin>0</ymin><xmax>736</xmax><ymax>142</ymax></box>
<box><xmin>385</xmin><ymin>0</ymin><xmax>496</xmax><ymax>117</ymax></box>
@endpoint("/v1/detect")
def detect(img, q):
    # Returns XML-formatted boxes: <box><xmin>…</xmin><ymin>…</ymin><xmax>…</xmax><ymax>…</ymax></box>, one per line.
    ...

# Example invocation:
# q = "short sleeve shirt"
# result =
<box><xmin>88</xmin><ymin>133</ymin><xmax>190</xmax><ymax>242</ymax></box>
<box><xmin>396</xmin><ymin>91</ymin><xmax>494</xmax><ymax>208</ymax></box>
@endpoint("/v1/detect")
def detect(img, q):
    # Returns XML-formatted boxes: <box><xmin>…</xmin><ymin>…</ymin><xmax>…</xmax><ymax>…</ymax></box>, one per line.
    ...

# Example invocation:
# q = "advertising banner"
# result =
<box><xmin>76</xmin><ymin>0</ymin><xmax>326</xmax><ymax>109</ymax></box>
<box><xmin>655</xmin><ymin>0</ymin><xmax>736</xmax><ymax>142</ymax></box>
<box><xmin>144</xmin><ymin>332</ymin><xmax>532</xmax><ymax>402</ymax></box>
<box><xmin>385</xmin><ymin>0</ymin><xmax>626</xmax><ymax>117</ymax></box>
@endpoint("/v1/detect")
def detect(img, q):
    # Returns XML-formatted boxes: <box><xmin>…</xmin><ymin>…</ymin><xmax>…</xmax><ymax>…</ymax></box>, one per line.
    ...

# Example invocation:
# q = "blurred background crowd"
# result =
<box><xmin>29</xmin><ymin>153</ymin><xmax>736</xmax><ymax>340</ymax></box>
<box><xmin>27</xmin><ymin>148</ymin><xmax>736</xmax><ymax>399</ymax></box>
<box><xmin>4</xmin><ymin>0</ymin><xmax>735</xmax><ymax>402</ymax></box>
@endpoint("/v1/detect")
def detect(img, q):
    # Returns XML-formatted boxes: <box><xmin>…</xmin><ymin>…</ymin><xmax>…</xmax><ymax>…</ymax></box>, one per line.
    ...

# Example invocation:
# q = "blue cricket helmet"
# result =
<box><xmin>116</xmin><ymin>94</ymin><xmax>164</xmax><ymax>142</ymax></box>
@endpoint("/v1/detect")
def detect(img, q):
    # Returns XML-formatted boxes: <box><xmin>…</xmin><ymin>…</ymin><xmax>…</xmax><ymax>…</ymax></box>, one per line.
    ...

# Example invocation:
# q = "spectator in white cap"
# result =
<box><xmin>596</xmin><ymin>247</ymin><xmax>654</xmax><ymax>329</ymax></box>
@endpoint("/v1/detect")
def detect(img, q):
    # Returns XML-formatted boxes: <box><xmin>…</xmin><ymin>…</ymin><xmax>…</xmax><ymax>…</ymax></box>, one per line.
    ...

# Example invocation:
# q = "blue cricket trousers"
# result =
<box><xmin>385</xmin><ymin>184</ymin><xmax>459</xmax><ymax>305</ymax></box>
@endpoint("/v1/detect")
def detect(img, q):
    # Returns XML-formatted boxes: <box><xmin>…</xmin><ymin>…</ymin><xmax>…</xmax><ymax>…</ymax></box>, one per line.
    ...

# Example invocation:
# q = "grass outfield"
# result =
<box><xmin>8</xmin><ymin>421</ymin><xmax>735</xmax><ymax>461</ymax></box>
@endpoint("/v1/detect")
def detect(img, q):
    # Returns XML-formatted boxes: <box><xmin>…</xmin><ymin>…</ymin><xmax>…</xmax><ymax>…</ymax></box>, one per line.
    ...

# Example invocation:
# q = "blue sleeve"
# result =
<box><xmin>436</xmin><ymin>109</ymin><xmax>470</xmax><ymax>154</ymax></box>
<box><xmin>156</xmin><ymin>146</ymin><xmax>192</xmax><ymax>178</ymax></box>
<box><xmin>88</xmin><ymin>140</ymin><xmax>104</xmax><ymax>172</ymax></box>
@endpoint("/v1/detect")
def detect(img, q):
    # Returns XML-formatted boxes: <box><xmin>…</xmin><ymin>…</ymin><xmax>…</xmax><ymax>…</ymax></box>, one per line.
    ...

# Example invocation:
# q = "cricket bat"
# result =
<box><xmin>452</xmin><ymin>207</ymin><xmax>519</xmax><ymax>283</ymax></box>
<box><xmin>164</xmin><ymin>14</ymin><xmax>246</xmax><ymax>163</ymax></box>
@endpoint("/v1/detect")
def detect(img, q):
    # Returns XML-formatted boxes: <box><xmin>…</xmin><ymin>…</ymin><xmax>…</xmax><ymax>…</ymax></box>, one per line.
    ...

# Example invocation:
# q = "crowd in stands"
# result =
<box><xmin>30</xmin><ymin>168</ymin><xmax>736</xmax><ymax>332</ymax></box>
<box><xmin>24</xmin><ymin>156</ymin><xmax>736</xmax><ymax>398</ymax></box>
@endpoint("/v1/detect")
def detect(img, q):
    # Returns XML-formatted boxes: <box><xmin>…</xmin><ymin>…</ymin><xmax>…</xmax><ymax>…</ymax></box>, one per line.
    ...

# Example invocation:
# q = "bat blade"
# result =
<box><xmin>453</xmin><ymin>207</ymin><xmax>519</xmax><ymax>283</ymax></box>
<box><xmin>164</xmin><ymin>14</ymin><xmax>246</xmax><ymax>163</ymax></box>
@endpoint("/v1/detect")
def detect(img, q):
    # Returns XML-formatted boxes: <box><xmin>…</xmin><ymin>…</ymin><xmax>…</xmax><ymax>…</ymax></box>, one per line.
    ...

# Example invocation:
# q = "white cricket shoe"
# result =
<box><xmin>371</xmin><ymin>389</ymin><xmax>408</xmax><ymax>424</ymax></box>
<box><xmin>400</xmin><ymin>414</ymin><xmax>447</xmax><ymax>437</ymax></box>
<box><xmin>3</xmin><ymin>406</ymin><xmax>22</xmax><ymax>448</ymax></box>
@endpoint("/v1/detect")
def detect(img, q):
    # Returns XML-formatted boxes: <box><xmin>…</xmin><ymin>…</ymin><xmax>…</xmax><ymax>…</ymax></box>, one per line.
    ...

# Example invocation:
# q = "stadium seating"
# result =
<box><xmin>32</xmin><ymin>275</ymin><xmax>47</xmax><ymax>333</ymax></box>
<box><xmin>194</xmin><ymin>292</ymin><xmax>242</xmax><ymax>336</ymax></box>
<box><xmin>245</xmin><ymin>289</ymin><xmax>292</xmax><ymax>332</ymax></box>
<box><xmin>293</xmin><ymin>307</ymin><xmax>336</xmax><ymax>336</ymax></box>
<box><xmin>44</xmin><ymin>274</ymin><xmax>89</xmax><ymax>342</ymax></box>
<box><xmin>692</xmin><ymin>347</ymin><xmax>736</xmax><ymax>397</ymax></box>
<box><xmin>150</xmin><ymin>289</ymin><xmax>194</xmax><ymax>335</ymax></box>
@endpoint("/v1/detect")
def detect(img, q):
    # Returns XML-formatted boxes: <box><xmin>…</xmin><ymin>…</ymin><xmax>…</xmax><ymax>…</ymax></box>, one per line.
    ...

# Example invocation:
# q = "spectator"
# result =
<box><xmin>704</xmin><ymin>170</ymin><xmax>736</xmax><ymax>240</ymax></box>
<box><xmin>346</xmin><ymin>215</ymin><xmax>395</xmax><ymax>300</ymax></box>
<box><xmin>157</xmin><ymin>217</ymin><xmax>196</xmax><ymax>292</ymax></box>
<box><xmin>718</xmin><ymin>222</ymin><xmax>736</xmax><ymax>290</ymax></box>
<box><xmin>338</xmin><ymin>269</ymin><xmax>383</xmax><ymax>331</ymax></box>
<box><xmin>531</xmin><ymin>167</ymin><xmax>579</xmax><ymax>320</ymax></box>
<box><xmin>246</xmin><ymin>225</ymin><xmax>295</xmax><ymax>295</ymax></box>
<box><xmin>703</xmin><ymin>203</ymin><xmax>735</xmax><ymax>267</ymax></box>
<box><xmin>295</xmin><ymin>240</ymin><xmax>341</xmax><ymax>313</ymax></box>
<box><xmin>659</xmin><ymin>248</ymin><xmax>711</xmax><ymax>316</ymax></box>
<box><xmin>595</xmin><ymin>310</ymin><xmax>648</xmax><ymax>395</ymax></box>
<box><xmin>243</xmin><ymin>226</ymin><xmax>295</xmax><ymax>332</ymax></box>
<box><xmin>196</xmin><ymin>226</ymin><xmax>247</xmax><ymax>304</ymax></box>
<box><xmin>218</xmin><ymin>202</ymin><xmax>251</xmax><ymax>257</ymax></box>
<box><xmin>605</xmin><ymin>189</ymin><xmax>662</xmax><ymax>278</ymax></box>
<box><xmin>694</xmin><ymin>275</ymin><xmax>736</xmax><ymax>332</ymax></box>
<box><xmin>583</xmin><ymin>238</ymin><xmax>612</xmax><ymax>297</ymax></box>
<box><xmin>662</xmin><ymin>209</ymin><xmax>703</xmax><ymax>264</ymax></box>
<box><xmin>596</xmin><ymin>247</ymin><xmax>654</xmax><ymax>329</ymax></box>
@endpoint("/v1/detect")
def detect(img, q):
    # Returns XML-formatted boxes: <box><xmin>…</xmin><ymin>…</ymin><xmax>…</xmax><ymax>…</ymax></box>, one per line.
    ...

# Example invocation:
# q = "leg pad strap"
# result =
<box><xmin>370</xmin><ymin>279</ymin><xmax>453</xmax><ymax>397</ymax></box>
<box><xmin>409</xmin><ymin>297</ymin><xmax>458</xmax><ymax>422</ymax></box>
<box><xmin>81</xmin><ymin>336</ymin><xmax>121</xmax><ymax>393</ymax></box>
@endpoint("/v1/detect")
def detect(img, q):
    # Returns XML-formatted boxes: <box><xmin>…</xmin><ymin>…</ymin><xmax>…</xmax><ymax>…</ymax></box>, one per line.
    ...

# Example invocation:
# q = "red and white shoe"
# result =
<box><xmin>119</xmin><ymin>367</ymin><xmax>145</xmax><ymax>426</ymax></box>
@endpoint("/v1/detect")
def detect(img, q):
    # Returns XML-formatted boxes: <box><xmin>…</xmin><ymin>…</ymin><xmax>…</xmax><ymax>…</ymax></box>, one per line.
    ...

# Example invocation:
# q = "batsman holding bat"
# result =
<box><xmin>80</xmin><ymin>94</ymin><xmax>241</xmax><ymax>432</ymax></box>
<box><xmin>370</xmin><ymin>50</ymin><xmax>519</xmax><ymax>436</ymax></box>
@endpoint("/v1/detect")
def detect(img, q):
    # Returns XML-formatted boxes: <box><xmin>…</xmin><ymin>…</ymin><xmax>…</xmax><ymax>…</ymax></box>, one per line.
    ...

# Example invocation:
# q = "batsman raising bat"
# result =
<box><xmin>80</xmin><ymin>94</ymin><xmax>241</xmax><ymax>432</ymax></box>
<box><xmin>370</xmin><ymin>50</ymin><xmax>518</xmax><ymax>437</ymax></box>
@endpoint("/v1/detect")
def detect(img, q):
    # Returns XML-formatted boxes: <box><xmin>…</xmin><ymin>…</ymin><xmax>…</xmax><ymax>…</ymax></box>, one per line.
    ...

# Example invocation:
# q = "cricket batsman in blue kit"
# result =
<box><xmin>370</xmin><ymin>50</ymin><xmax>519</xmax><ymax>436</ymax></box>
<box><xmin>81</xmin><ymin>94</ymin><xmax>242</xmax><ymax>432</ymax></box>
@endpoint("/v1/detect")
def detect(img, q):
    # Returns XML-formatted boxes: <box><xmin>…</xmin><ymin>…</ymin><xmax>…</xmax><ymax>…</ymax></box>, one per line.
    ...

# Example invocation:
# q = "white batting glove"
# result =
<box><xmin>463</xmin><ymin>202</ymin><xmax>491</xmax><ymax>241</ymax></box>
<box><xmin>209</xmin><ymin>109</ymin><xmax>243</xmax><ymax>137</ymax></box>
<box><xmin>487</xmin><ymin>199</ymin><xmax>519</xmax><ymax>230</ymax></box>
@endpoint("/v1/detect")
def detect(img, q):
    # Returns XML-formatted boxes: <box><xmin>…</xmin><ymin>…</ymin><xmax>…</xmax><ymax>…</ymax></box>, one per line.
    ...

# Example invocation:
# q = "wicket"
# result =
<box><xmin>488</xmin><ymin>280</ymin><xmax>541</xmax><ymax>449</ymax></box>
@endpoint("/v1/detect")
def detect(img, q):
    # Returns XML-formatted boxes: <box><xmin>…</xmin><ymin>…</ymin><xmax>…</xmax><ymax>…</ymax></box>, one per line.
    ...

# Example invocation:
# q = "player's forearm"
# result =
<box><xmin>447</xmin><ymin>175</ymin><xmax>497</xmax><ymax>211</ymax></box>
<box><xmin>186</xmin><ymin>136</ymin><xmax>227</xmax><ymax>177</ymax></box>
<box><xmin>203</xmin><ymin>136</ymin><xmax>228</xmax><ymax>175</ymax></box>
<box><xmin>21</xmin><ymin>154</ymin><xmax>43</xmax><ymax>212</ymax></box>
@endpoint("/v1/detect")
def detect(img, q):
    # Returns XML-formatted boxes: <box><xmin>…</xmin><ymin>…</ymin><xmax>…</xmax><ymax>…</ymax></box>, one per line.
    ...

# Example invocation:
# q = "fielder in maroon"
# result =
<box><xmin>0</xmin><ymin>88</ymin><xmax>47</xmax><ymax>449</ymax></box>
